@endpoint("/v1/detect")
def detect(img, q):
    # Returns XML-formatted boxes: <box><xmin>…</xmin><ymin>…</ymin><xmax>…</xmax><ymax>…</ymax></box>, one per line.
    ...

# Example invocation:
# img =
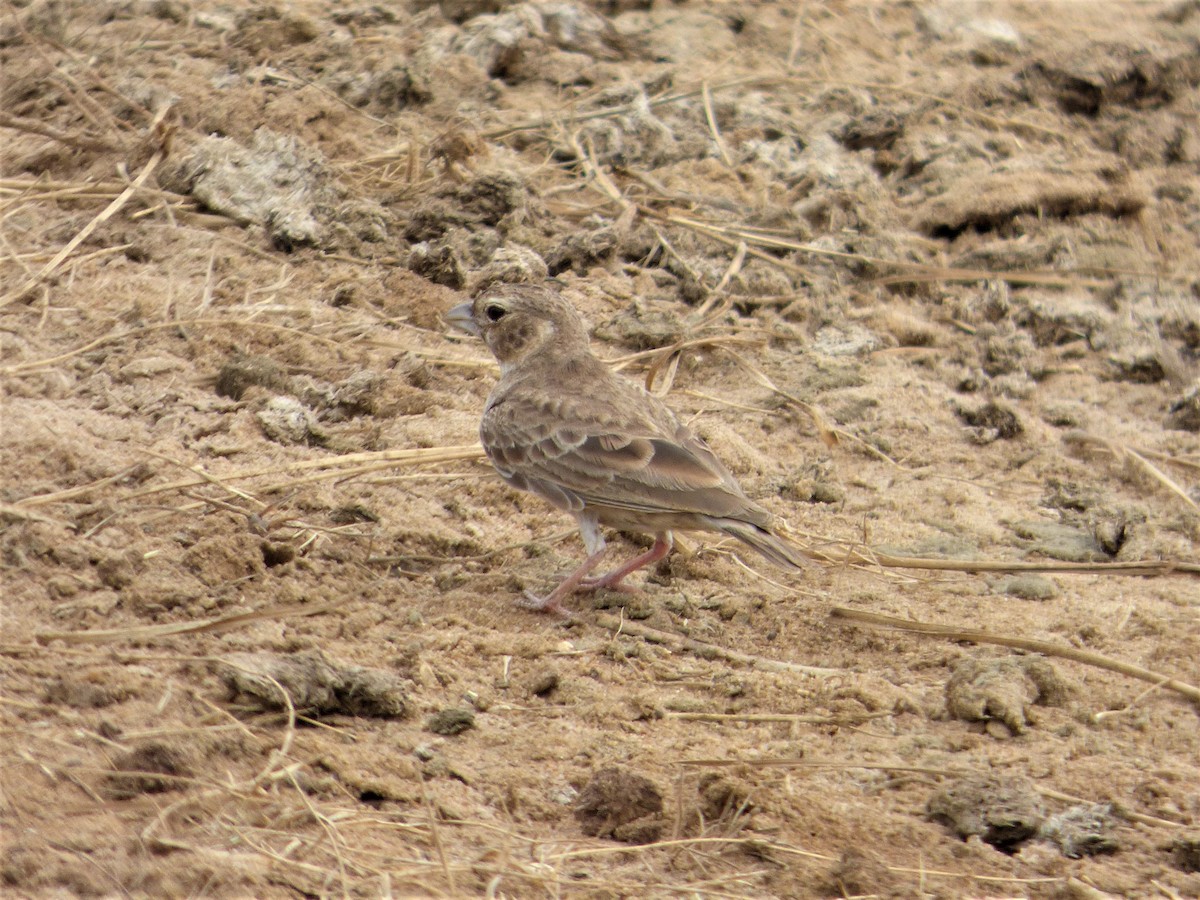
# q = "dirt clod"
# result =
<box><xmin>955</xmin><ymin>400</ymin><xmax>1024</xmax><ymax>442</ymax></box>
<box><xmin>574</xmin><ymin>766</ymin><xmax>664</xmax><ymax>843</ymax></box>
<box><xmin>822</xmin><ymin>847</ymin><xmax>903</xmax><ymax>898</ymax></box>
<box><xmin>698</xmin><ymin>772</ymin><xmax>753</xmax><ymax>821</ymax></box>
<box><xmin>1165</xmin><ymin>384</ymin><xmax>1200</xmax><ymax>431</ymax></box>
<box><xmin>946</xmin><ymin>654</ymin><xmax>1072</xmax><ymax>735</ymax></box>
<box><xmin>256</xmin><ymin>396</ymin><xmax>327</xmax><ymax>446</ymax></box>
<box><xmin>526</xmin><ymin>669</ymin><xmax>559</xmax><ymax>697</ymax></box>
<box><xmin>426</xmin><ymin>707</ymin><xmax>476</xmax><ymax>735</ymax></box>
<box><xmin>927</xmin><ymin>774</ymin><xmax>1045</xmax><ymax>852</ymax></box>
<box><xmin>105</xmin><ymin>742</ymin><xmax>193</xmax><ymax>799</ymax></box>
<box><xmin>164</xmin><ymin>129</ymin><xmax>387</xmax><ymax>251</ymax></box>
<box><xmin>215</xmin><ymin>355</ymin><xmax>292</xmax><ymax>400</ymax></box>
<box><xmin>218</xmin><ymin>652</ymin><xmax>409</xmax><ymax>719</ymax></box>
<box><xmin>1039</xmin><ymin>803</ymin><xmax>1119</xmax><ymax>858</ymax></box>
<box><xmin>43</xmin><ymin>671</ymin><xmax>135</xmax><ymax>709</ymax></box>
<box><xmin>996</xmin><ymin>574</ymin><xmax>1060</xmax><ymax>600</ymax></box>
<box><xmin>1171</xmin><ymin>834</ymin><xmax>1200</xmax><ymax>872</ymax></box>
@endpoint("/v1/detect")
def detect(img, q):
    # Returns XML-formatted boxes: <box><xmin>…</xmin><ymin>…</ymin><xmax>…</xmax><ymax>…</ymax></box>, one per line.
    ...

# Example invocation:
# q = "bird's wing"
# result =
<box><xmin>481</xmin><ymin>393</ymin><xmax>764</xmax><ymax>522</ymax></box>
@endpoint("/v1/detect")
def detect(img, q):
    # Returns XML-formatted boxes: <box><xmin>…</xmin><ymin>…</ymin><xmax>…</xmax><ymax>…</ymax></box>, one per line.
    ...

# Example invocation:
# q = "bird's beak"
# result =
<box><xmin>445</xmin><ymin>302</ymin><xmax>479</xmax><ymax>336</ymax></box>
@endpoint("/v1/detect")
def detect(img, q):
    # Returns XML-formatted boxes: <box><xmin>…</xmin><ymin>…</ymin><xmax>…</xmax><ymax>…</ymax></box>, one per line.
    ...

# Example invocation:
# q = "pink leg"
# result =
<box><xmin>517</xmin><ymin>549</ymin><xmax>607</xmax><ymax>616</ymax></box>
<box><xmin>579</xmin><ymin>533</ymin><xmax>673</xmax><ymax>593</ymax></box>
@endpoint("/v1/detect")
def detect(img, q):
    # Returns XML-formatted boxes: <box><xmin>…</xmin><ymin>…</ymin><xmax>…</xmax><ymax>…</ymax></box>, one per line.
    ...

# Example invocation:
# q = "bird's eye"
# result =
<box><xmin>484</xmin><ymin>304</ymin><xmax>507</xmax><ymax>322</ymax></box>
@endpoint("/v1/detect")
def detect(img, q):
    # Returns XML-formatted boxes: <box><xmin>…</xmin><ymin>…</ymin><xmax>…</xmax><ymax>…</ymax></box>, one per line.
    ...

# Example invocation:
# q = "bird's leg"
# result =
<box><xmin>579</xmin><ymin>532</ymin><xmax>673</xmax><ymax>593</ymax></box>
<box><xmin>517</xmin><ymin>514</ymin><xmax>607</xmax><ymax>616</ymax></box>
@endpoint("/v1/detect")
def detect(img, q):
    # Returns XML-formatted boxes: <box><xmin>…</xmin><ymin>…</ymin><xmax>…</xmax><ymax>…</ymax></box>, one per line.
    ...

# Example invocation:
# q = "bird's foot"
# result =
<box><xmin>578</xmin><ymin>574</ymin><xmax>639</xmax><ymax>593</ymax></box>
<box><xmin>514</xmin><ymin>548</ymin><xmax>608</xmax><ymax>616</ymax></box>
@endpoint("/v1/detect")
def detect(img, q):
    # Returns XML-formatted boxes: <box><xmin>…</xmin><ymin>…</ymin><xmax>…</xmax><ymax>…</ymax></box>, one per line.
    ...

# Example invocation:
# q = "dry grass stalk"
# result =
<box><xmin>875</xmin><ymin>267</ymin><xmax>1126</xmax><ymax>288</ymax></box>
<box><xmin>129</xmin><ymin>665</ymin><xmax>348</xmax><ymax>887</ymax></box>
<box><xmin>0</xmin><ymin>111</ymin><xmax>116</xmax><ymax>150</ymax></box>
<box><xmin>662</xmin><ymin>210</ymin><xmax>1147</xmax><ymax>287</ymax></box>
<box><xmin>0</xmin><ymin>114</ymin><xmax>170</xmax><ymax>308</ymax></box>
<box><xmin>2</xmin><ymin>317</ymin><xmax>338</xmax><ymax>377</ymax></box>
<box><xmin>813</xmin><ymin>545</ymin><xmax>1200</xmax><ymax>577</ymax></box>
<box><xmin>0</xmin><ymin>178</ymin><xmax>190</xmax><ymax>212</ymax></box>
<box><xmin>668</xmin><ymin>711</ymin><xmax>889</xmax><ymax>725</ymax></box>
<box><xmin>132</xmin><ymin>445</ymin><xmax>486</xmax><ymax>501</ymax></box>
<box><xmin>680</xmin><ymin>757</ymin><xmax>961</xmax><ymax>775</ymax></box>
<box><xmin>830</xmin><ymin>607</ymin><xmax>1200</xmax><ymax>704</ymax></box>
<box><xmin>12</xmin><ymin>445</ymin><xmax>482</xmax><ymax>508</ymax></box>
<box><xmin>1064</xmin><ymin>432</ymin><xmax>1199</xmax><ymax>512</ymax></box>
<box><xmin>552</xmin><ymin>140</ymin><xmax>1165</xmax><ymax>292</ymax></box>
<box><xmin>719</xmin><ymin>349</ymin><xmax>840</xmax><ymax>448</ymax></box>
<box><xmin>1038</xmin><ymin>787</ymin><xmax>1186</xmax><ymax>830</ymax></box>
<box><xmin>486</xmin><ymin>74</ymin><xmax>1060</xmax><ymax>143</ymax></box>
<box><xmin>547</xmin><ymin>833</ymin><xmax>1061</xmax><ymax>886</ymax></box>
<box><xmin>700</xmin><ymin>82</ymin><xmax>733</xmax><ymax>168</ymax></box>
<box><xmin>608</xmin><ymin>334</ymin><xmax>764</xmax><ymax>370</ymax></box>
<box><xmin>681</xmin><ymin>756</ymin><xmax>1187</xmax><ymax>831</ymax></box>
<box><xmin>0</xmin><ymin>501</ymin><xmax>71</xmax><ymax>527</ymax></box>
<box><xmin>594</xmin><ymin>613</ymin><xmax>842</xmax><ymax>677</ymax></box>
<box><xmin>35</xmin><ymin>598</ymin><xmax>348</xmax><ymax>645</ymax></box>
<box><xmin>1139</xmin><ymin>447</ymin><xmax>1200</xmax><ymax>475</ymax></box>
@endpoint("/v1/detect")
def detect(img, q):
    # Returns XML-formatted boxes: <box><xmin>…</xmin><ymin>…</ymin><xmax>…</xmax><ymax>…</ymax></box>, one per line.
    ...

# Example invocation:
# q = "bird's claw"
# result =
<box><xmin>517</xmin><ymin>590</ymin><xmax>572</xmax><ymax>617</ymax></box>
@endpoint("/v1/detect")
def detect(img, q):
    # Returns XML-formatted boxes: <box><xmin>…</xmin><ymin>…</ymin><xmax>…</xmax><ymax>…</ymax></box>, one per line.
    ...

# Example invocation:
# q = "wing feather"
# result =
<box><xmin>482</xmin><ymin>391</ymin><xmax>764</xmax><ymax>523</ymax></box>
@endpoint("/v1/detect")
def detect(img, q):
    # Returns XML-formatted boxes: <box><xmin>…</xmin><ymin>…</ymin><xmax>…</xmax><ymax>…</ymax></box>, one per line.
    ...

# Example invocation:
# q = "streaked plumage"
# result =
<box><xmin>447</xmin><ymin>284</ymin><xmax>805</xmax><ymax>614</ymax></box>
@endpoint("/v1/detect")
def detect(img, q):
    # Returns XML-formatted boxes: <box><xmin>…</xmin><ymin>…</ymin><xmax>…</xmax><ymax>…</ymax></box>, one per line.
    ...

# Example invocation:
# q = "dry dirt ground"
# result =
<box><xmin>2</xmin><ymin>0</ymin><xmax>1200</xmax><ymax>897</ymax></box>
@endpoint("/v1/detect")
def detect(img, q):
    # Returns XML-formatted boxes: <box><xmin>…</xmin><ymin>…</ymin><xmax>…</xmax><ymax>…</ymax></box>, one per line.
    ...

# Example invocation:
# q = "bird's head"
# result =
<box><xmin>447</xmin><ymin>284</ymin><xmax>590</xmax><ymax>370</ymax></box>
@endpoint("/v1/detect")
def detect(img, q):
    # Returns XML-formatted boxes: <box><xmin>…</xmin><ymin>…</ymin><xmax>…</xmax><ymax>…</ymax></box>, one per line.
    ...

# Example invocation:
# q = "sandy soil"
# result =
<box><xmin>2</xmin><ymin>0</ymin><xmax>1199</xmax><ymax>896</ymax></box>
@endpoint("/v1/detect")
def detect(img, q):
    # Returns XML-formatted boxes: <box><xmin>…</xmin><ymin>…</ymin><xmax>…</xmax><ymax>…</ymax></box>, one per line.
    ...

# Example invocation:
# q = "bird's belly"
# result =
<box><xmin>592</xmin><ymin>505</ymin><xmax>711</xmax><ymax>535</ymax></box>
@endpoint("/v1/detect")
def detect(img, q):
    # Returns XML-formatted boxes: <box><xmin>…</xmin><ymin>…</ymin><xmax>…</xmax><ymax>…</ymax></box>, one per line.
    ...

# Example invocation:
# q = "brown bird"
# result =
<box><xmin>447</xmin><ymin>284</ymin><xmax>805</xmax><ymax>615</ymax></box>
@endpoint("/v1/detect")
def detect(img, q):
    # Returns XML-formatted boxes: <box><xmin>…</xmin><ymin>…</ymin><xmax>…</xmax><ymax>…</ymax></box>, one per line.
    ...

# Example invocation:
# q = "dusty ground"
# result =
<box><xmin>2</xmin><ymin>0</ymin><xmax>1199</xmax><ymax>896</ymax></box>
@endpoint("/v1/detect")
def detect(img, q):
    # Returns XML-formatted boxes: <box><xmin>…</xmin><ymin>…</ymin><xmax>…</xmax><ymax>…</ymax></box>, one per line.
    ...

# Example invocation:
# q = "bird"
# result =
<box><xmin>447</xmin><ymin>283</ymin><xmax>806</xmax><ymax>615</ymax></box>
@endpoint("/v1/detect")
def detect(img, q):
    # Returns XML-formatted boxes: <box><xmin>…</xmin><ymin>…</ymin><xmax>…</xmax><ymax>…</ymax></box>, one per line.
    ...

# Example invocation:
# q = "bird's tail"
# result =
<box><xmin>706</xmin><ymin>518</ymin><xmax>811</xmax><ymax>571</ymax></box>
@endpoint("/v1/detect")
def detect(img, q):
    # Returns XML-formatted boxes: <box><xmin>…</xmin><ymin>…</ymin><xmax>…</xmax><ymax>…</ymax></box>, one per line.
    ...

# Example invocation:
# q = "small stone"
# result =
<box><xmin>465</xmin><ymin>691</ymin><xmax>491</xmax><ymax>711</ymax></box>
<box><xmin>407</xmin><ymin>241</ymin><xmax>466</xmax><ymax>289</ymax></box>
<box><xmin>699</xmin><ymin>773</ymin><xmax>754</xmax><ymax>820</ymax></box>
<box><xmin>1108</xmin><ymin>352</ymin><xmax>1165</xmax><ymax>384</ymax></box>
<box><xmin>822</xmin><ymin>848</ymin><xmax>901</xmax><ymax>897</ymax></box>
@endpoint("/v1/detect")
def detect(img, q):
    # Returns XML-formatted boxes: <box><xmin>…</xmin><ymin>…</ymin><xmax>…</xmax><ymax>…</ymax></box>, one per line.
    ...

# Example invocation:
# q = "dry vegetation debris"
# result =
<box><xmin>2</xmin><ymin>0</ymin><xmax>1200</xmax><ymax>896</ymax></box>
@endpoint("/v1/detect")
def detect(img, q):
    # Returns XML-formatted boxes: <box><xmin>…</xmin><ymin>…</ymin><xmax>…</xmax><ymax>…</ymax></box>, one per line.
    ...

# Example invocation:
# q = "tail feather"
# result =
<box><xmin>705</xmin><ymin>518</ymin><xmax>810</xmax><ymax>570</ymax></box>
